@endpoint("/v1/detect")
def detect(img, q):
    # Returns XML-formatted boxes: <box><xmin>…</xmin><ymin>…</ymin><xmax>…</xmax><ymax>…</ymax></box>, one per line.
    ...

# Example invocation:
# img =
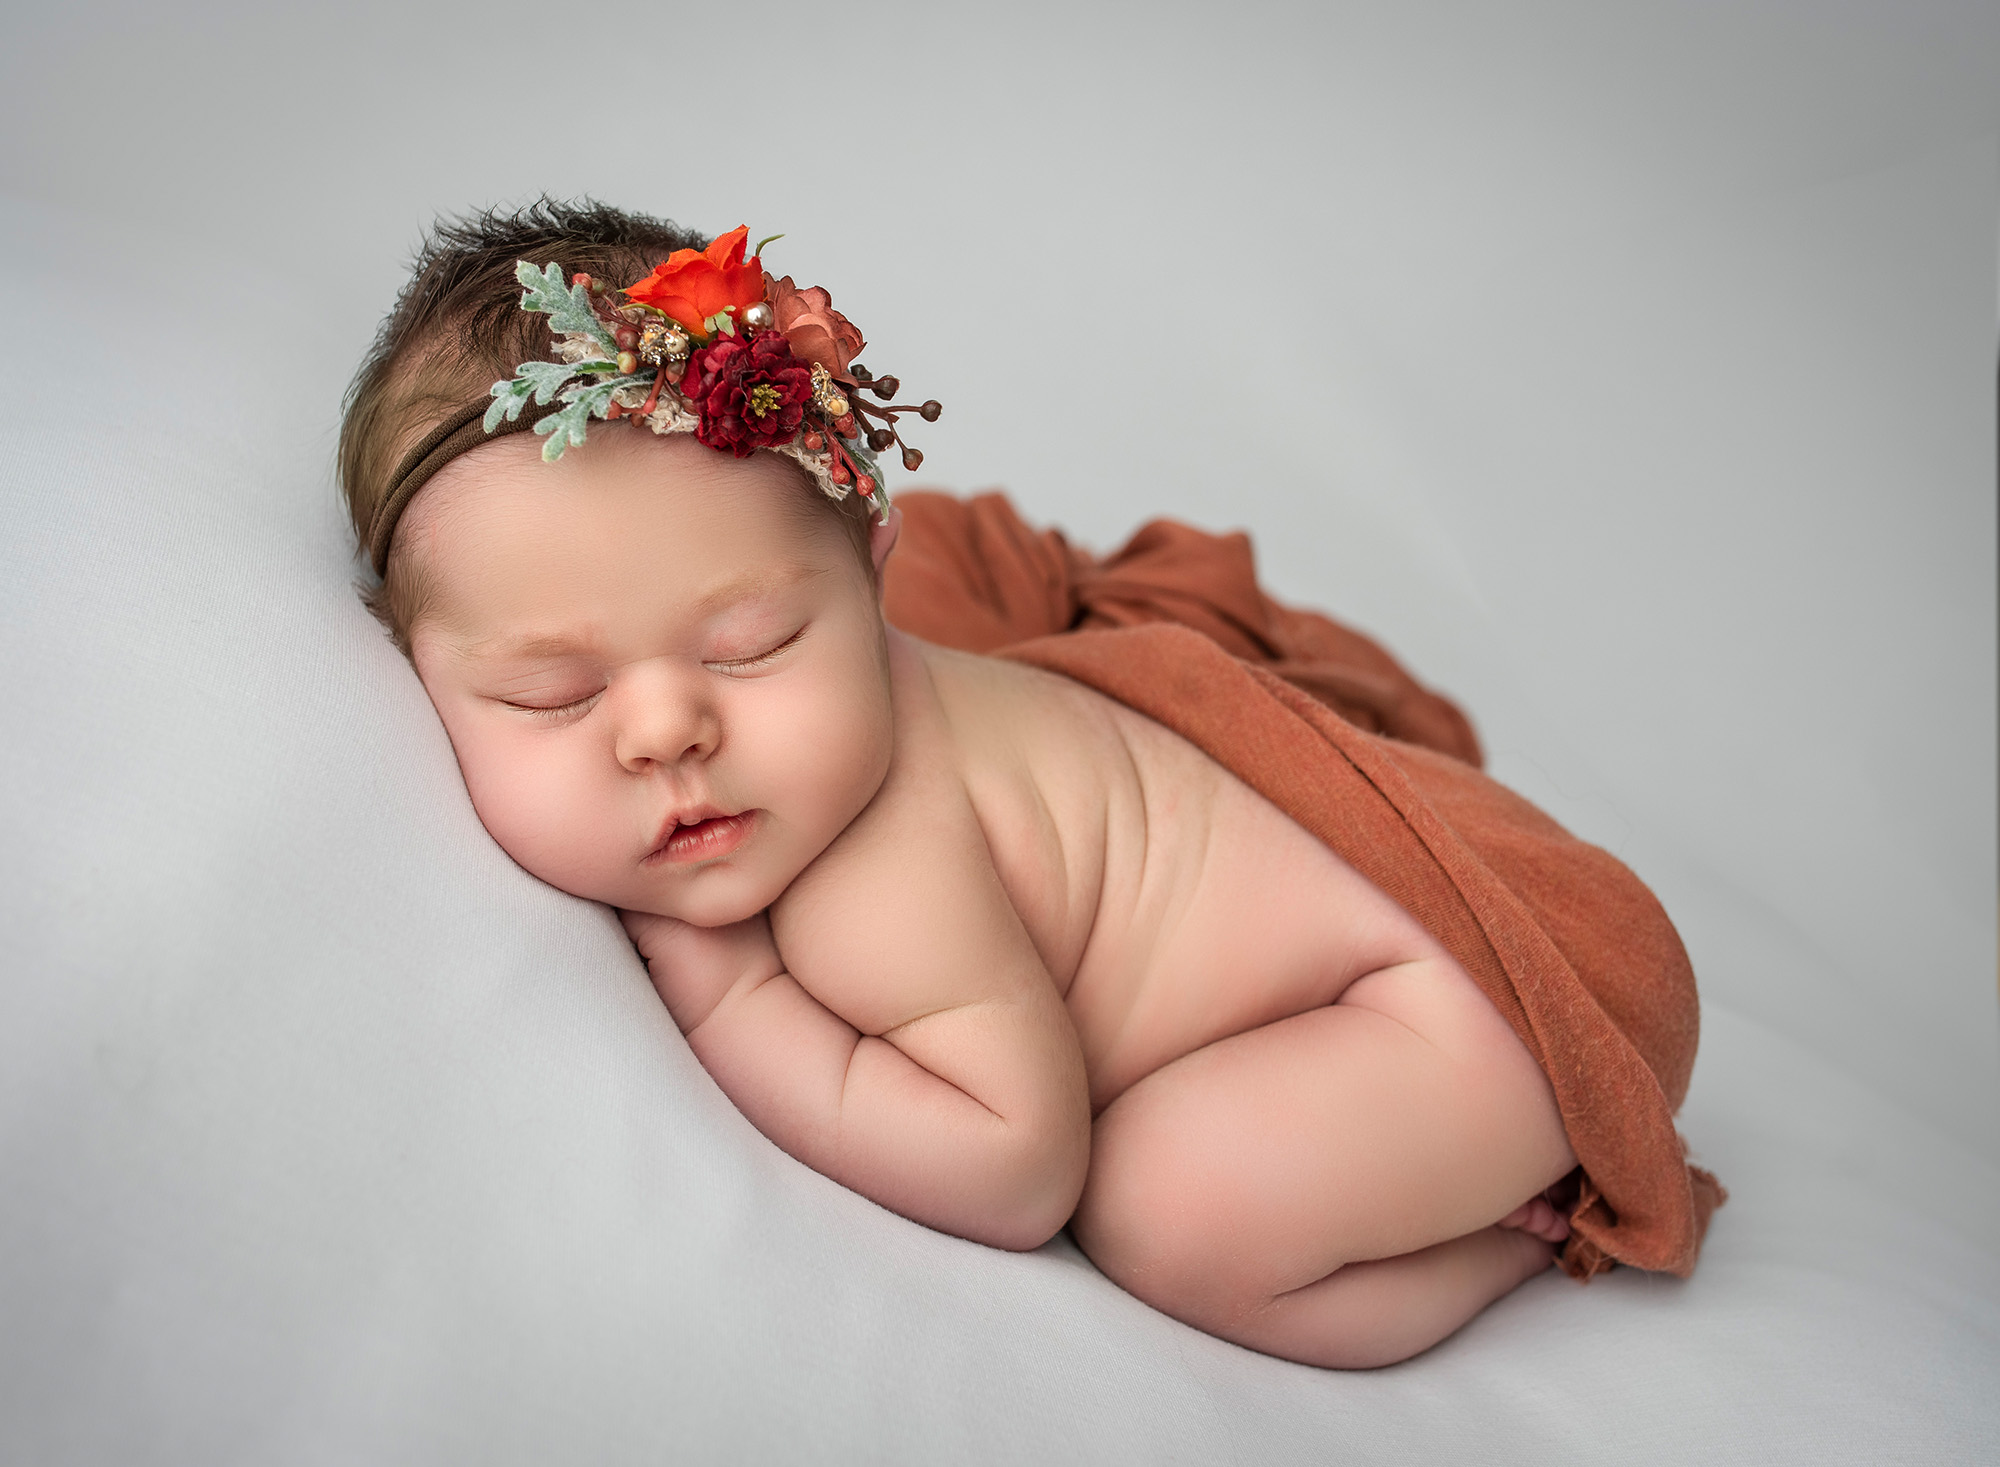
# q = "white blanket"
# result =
<box><xmin>2</xmin><ymin>3</ymin><xmax>1994</xmax><ymax>1461</ymax></box>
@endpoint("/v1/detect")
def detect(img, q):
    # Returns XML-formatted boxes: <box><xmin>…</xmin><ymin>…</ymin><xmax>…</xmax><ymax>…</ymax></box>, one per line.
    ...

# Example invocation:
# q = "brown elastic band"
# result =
<box><xmin>368</xmin><ymin>399</ymin><xmax>553</xmax><ymax>575</ymax></box>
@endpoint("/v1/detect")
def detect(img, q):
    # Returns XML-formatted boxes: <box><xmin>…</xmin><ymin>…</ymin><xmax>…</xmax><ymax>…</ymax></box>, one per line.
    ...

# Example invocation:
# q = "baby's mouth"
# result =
<box><xmin>644</xmin><ymin>810</ymin><xmax>756</xmax><ymax>866</ymax></box>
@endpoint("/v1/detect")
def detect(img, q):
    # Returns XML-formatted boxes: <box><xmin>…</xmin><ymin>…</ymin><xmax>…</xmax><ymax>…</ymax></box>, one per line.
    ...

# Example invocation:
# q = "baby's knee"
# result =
<box><xmin>1071</xmin><ymin>1136</ymin><xmax>1277</xmax><ymax>1334</ymax></box>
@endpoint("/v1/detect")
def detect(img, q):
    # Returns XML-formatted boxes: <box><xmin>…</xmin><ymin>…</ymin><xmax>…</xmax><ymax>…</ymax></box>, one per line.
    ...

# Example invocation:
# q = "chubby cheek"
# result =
<box><xmin>740</xmin><ymin>648</ymin><xmax>894</xmax><ymax>853</ymax></box>
<box><xmin>446</xmin><ymin>715</ymin><xmax>632</xmax><ymax>903</ymax></box>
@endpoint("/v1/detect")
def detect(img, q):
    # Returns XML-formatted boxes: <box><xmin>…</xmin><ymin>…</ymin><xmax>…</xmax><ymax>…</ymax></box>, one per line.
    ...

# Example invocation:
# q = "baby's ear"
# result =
<box><xmin>869</xmin><ymin>506</ymin><xmax>902</xmax><ymax>580</ymax></box>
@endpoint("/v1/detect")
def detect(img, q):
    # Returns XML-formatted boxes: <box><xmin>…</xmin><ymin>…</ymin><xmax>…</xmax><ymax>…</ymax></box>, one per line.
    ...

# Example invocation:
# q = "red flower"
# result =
<box><xmin>767</xmin><ymin>275</ymin><xmax>865</xmax><ymax>375</ymax></box>
<box><xmin>683</xmin><ymin>332</ymin><xmax>813</xmax><ymax>455</ymax></box>
<box><xmin>623</xmin><ymin>225</ymin><xmax>766</xmax><ymax>335</ymax></box>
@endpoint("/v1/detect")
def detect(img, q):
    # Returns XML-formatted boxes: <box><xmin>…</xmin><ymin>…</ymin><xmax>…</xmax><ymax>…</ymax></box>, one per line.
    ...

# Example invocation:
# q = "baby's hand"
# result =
<box><xmin>618</xmin><ymin>908</ymin><xmax>784</xmax><ymax>1036</ymax></box>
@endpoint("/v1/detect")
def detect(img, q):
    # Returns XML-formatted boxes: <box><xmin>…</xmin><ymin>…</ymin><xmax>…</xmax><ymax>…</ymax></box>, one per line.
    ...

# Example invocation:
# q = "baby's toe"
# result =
<box><xmin>1498</xmin><ymin>1198</ymin><xmax>1572</xmax><ymax>1243</ymax></box>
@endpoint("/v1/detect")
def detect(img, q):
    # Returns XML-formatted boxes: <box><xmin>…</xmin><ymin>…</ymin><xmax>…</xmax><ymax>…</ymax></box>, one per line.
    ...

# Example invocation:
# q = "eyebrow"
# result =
<box><xmin>688</xmin><ymin>560</ymin><xmax>827</xmax><ymax>618</ymax></box>
<box><xmin>460</xmin><ymin>561</ymin><xmax>830</xmax><ymax>663</ymax></box>
<box><xmin>474</xmin><ymin>632</ymin><xmax>595</xmax><ymax>662</ymax></box>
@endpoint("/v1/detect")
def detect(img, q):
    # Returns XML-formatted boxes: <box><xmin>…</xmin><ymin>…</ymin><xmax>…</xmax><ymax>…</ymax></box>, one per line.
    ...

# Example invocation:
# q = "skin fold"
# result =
<box><xmin>402</xmin><ymin>427</ymin><xmax>1576</xmax><ymax>1368</ymax></box>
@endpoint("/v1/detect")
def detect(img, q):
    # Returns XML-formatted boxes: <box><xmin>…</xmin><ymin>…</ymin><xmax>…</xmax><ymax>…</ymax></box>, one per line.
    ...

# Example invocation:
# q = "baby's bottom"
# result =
<box><xmin>1070</xmin><ymin>962</ymin><xmax>1577</xmax><ymax>1370</ymax></box>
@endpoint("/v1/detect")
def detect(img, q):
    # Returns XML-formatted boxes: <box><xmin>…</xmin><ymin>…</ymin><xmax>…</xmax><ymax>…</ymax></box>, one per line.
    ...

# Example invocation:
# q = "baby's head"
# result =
<box><xmin>339</xmin><ymin>201</ymin><xmax>907</xmax><ymax>926</ymax></box>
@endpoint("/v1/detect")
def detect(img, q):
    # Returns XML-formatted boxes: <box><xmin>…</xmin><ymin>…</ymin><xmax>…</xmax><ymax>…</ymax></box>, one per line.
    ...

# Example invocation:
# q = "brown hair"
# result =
<box><xmin>338</xmin><ymin>197</ymin><xmax>876</xmax><ymax>653</ymax></box>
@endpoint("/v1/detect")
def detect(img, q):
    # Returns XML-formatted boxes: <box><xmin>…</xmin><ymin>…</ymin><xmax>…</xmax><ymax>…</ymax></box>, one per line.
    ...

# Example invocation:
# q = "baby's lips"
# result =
<box><xmin>645</xmin><ymin>810</ymin><xmax>757</xmax><ymax>868</ymax></box>
<box><xmin>645</xmin><ymin>803</ymin><xmax>740</xmax><ymax>858</ymax></box>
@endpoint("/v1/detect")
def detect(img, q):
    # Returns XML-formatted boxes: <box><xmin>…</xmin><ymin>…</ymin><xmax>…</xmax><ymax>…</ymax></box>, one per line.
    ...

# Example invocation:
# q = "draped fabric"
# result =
<box><xmin>881</xmin><ymin>491</ymin><xmax>1485</xmax><ymax>767</ymax></box>
<box><xmin>882</xmin><ymin>491</ymin><xmax>1722</xmax><ymax>1277</ymax></box>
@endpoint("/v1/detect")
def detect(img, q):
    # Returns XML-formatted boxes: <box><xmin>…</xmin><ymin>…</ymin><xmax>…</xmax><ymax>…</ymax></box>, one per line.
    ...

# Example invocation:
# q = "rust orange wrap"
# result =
<box><xmin>881</xmin><ymin>491</ymin><xmax>1723</xmax><ymax>1278</ymax></box>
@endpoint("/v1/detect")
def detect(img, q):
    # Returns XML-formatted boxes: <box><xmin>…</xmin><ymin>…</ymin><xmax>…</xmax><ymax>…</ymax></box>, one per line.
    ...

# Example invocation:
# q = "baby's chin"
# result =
<box><xmin>611</xmin><ymin>862</ymin><xmax>793</xmax><ymax>930</ymax></box>
<box><xmin>625</xmin><ymin>890</ymin><xmax>766</xmax><ymax>930</ymax></box>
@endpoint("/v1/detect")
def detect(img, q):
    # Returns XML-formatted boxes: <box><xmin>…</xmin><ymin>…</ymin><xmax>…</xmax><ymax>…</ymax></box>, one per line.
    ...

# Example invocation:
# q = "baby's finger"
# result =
<box><xmin>617</xmin><ymin>907</ymin><xmax>689</xmax><ymax>961</ymax></box>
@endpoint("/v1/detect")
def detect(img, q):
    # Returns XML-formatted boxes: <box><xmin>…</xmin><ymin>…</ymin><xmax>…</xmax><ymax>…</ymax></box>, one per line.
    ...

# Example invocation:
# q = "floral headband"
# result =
<box><xmin>368</xmin><ymin>226</ymin><xmax>938</xmax><ymax>575</ymax></box>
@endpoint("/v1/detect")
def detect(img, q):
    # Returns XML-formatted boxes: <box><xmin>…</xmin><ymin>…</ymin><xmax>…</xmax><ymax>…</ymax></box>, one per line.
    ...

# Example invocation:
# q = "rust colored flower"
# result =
<box><xmin>623</xmin><ymin>225</ymin><xmax>767</xmax><ymax>335</ymax></box>
<box><xmin>768</xmin><ymin>275</ymin><xmax>866</xmax><ymax>376</ymax></box>
<box><xmin>683</xmin><ymin>331</ymin><xmax>812</xmax><ymax>456</ymax></box>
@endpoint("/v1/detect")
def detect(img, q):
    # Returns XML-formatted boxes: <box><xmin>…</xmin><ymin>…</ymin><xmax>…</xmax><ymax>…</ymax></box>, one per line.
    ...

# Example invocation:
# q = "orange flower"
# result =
<box><xmin>768</xmin><ymin>275</ymin><xmax>866</xmax><ymax>376</ymax></box>
<box><xmin>623</xmin><ymin>225</ymin><xmax>767</xmax><ymax>335</ymax></box>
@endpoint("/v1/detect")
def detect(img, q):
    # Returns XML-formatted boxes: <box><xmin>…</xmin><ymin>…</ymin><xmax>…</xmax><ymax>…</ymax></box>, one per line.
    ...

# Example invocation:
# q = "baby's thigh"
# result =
<box><xmin>1071</xmin><ymin>960</ymin><xmax>1572</xmax><ymax>1328</ymax></box>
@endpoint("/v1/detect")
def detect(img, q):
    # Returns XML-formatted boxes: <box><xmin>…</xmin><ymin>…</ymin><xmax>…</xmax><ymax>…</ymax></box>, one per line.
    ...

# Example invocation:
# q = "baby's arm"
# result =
<box><xmin>623</xmin><ymin>773</ymin><xmax>1090</xmax><ymax>1250</ymax></box>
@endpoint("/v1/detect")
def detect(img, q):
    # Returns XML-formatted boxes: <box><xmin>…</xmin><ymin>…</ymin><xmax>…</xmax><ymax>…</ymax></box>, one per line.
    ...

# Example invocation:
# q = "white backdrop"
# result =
<box><xmin>2</xmin><ymin>3</ymin><xmax>1995</xmax><ymax>1462</ymax></box>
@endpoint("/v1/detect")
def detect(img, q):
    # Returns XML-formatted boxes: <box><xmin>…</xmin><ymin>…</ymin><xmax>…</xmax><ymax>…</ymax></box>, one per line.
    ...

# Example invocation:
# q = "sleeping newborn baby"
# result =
<box><xmin>342</xmin><ymin>202</ymin><xmax>1706</xmax><ymax>1369</ymax></box>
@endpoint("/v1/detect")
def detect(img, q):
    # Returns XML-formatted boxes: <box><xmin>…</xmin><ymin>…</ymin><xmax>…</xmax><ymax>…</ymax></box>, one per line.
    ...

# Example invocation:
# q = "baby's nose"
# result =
<box><xmin>609</xmin><ymin>666</ymin><xmax>721</xmax><ymax>772</ymax></box>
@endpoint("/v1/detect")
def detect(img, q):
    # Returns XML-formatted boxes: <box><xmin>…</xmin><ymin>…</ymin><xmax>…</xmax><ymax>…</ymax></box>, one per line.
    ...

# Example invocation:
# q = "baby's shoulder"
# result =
<box><xmin>765</xmin><ymin>637</ymin><xmax>1074</xmax><ymax>1020</ymax></box>
<box><xmin>776</xmin><ymin>635</ymin><xmax>1136</xmax><ymax>971</ymax></box>
<box><xmin>787</xmin><ymin>637</ymin><xmax>1152</xmax><ymax>988</ymax></box>
<box><xmin>769</xmin><ymin>638</ymin><xmax>997</xmax><ymax>924</ymax></box>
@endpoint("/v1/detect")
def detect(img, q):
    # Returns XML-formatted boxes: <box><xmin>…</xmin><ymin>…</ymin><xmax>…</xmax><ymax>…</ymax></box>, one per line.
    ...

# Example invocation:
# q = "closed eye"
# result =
<box><xmin>708</xmin><ymin>626</ymin><xmax>806</xmax><ymax>675</ymax></box>
<box><xmin>503</xmin><ymin>689</ymin><xmax>605</xmax><ymax>722</ymax></box>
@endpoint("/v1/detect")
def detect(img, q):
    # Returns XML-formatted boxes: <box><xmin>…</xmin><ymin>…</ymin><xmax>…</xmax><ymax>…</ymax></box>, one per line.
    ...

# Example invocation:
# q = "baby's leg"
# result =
<box><xmin>1070</xmin><ymin>962</ymin><xmax>1576</xmax><ymax>1369</ymax></box>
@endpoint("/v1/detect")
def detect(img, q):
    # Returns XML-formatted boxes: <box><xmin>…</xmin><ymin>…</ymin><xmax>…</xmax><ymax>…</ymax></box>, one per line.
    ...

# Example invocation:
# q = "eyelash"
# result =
<box><xmin>708</xmin><ymin>626</ymin><xmax>805</xmax><ymax>675</ymax></box>
<box><xmin>501</xmin><ymin>629</ymin><xmax>804</xmax><ymax>719</ymax></box>
<box><xmin>511</xmin><ymin>690</ymin><xmax>603</xmax><ymax>722</ymax></box>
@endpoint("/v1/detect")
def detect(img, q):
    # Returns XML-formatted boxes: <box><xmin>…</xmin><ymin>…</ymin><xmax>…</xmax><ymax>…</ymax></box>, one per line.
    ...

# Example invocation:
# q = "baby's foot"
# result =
<box><xmin>1497</xmin><ymin>1195</ymin><xmax>1572</xmax><ymax>1244</ymax></box>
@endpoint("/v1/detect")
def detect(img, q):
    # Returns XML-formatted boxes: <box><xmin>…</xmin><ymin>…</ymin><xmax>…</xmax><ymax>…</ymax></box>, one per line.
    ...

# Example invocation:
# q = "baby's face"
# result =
<box><xmin>404</xmin><ymin>429</ymin><xmax>895</xmax><ymax>927</ymax></box>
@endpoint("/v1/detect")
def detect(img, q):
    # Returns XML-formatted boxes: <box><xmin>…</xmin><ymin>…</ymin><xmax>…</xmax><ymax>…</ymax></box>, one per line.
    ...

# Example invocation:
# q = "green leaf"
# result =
<box><xmin>520</xmin><ymin>358</ymin><xmax>587</xmax><ymax>402</ymax></box>
<box><xmin>846</xmin><ymin>438</ymin><xmax>885</xmax><ymax>481</ymax></box>
<box><xmin>484</xmin><ymin>374</ymin><xmax>537</xmax><ymax>431</ymax></box>
<box><xmin>486</xmin><ymin>356</ymin><xmax>607</xmax><ymax>431</ymax></box>
<box><xmin>704</xmin><ymin>310</ymin><xmax>735</xmax><ymax>338</ymax></box>
<box><xmin>514</xmin><ymin>260</ymin><xmax>617</xmax><ymax>355</ymax></box>
<box><xmin>530</xmin><ymin>375</ymin><xmax>646</xmax><ymax>461</ymax></box>
<box><xmin>842</xmin><ymin>439</ymin><xmax>892</xmax><ymax>518</ymax></box>
<box><xmin>533</xmin><ymin>398</ymin><xmax>595</xmax><ymax>461</ymax></box>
